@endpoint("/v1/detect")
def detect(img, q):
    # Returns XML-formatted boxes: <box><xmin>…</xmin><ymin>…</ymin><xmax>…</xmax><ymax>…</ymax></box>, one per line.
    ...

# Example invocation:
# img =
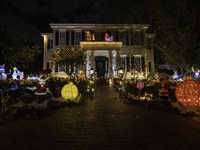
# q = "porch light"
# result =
<box><xmin>90</xmin><ymin>69</ymin><xmax>94</xmax><ymax>74</ymax></box>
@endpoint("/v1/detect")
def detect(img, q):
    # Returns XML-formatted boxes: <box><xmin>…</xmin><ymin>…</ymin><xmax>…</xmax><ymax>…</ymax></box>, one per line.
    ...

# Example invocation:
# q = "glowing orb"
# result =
<box><xmin>61</xmin><ymin>82</ymin><xmax>78</xmax><ymax>100</ymax></box>
<box><xmin>137</xmin><ymin>82</ymin><xmax>144</xmax><ymax>89</ymax></box>
<box><xmin>175</xmin><ymin>79</ymin><xmax>200</xmax><ymax>108</ymax></box>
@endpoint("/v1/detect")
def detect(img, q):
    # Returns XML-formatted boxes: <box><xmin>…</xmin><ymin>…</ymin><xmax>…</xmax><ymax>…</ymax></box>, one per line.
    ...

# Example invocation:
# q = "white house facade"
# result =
<box><xmin>41</xmin><ymin>23</ymin><xmax>154</xmax><ymax>79</ymax></box>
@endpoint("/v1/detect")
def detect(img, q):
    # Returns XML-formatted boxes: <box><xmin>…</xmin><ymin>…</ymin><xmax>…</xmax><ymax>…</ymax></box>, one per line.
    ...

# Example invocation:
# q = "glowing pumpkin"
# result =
<box><xmin>61</xmin><ymin>82</ymin><xmax>78</xmax><ymax>100</ymax></box>
<box><xmin>175</xmin><ymin>78</ymin><xmax>200</xmax><ymax>108</ymax></box>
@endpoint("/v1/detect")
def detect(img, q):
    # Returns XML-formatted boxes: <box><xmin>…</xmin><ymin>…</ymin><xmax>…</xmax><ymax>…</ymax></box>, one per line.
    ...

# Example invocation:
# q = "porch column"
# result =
<box><xmin>116</xmin><ymin>49</ymin><xmax>120</xmax><ymax>68</ymax></box>
<box><xmin>109</xmin><ymin>50</ymin><xmax>113</xmax><ymax>78</ymax></box>
<box><xmin>91</xmin><ymin>50</ymin><xmax>94</xmax><ymax>70</ymax></box>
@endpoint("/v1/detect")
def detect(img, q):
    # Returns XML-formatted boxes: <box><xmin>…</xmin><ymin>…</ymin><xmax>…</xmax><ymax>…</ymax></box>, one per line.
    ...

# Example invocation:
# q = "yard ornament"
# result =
<box><xmin>154</xmin><ymin>68</ymin><xmax>174</xmax><ymax>100</ymax></box>
<box><xmin>175</xmin><ymin>76</ymin><xmax>200</xmax><ymax>108</ymax></box>
<box><xmin>35</xmin><ymin>75</ymin><xmax>49</xmax><ymax>96</ymax></box>
<box><xmin>78</xmin><ymin>68</ymin><xmax>85</xmax><ymax>79</ymax></box>
<box><xmin>0</xmin><ymin>64</ymin><xmax>7</xmax><ymax>79</ymax></box>
<box><xmin>61</xmin><ymin>82</ymin><xmax>78</xmax><ymax>100</ymax></box>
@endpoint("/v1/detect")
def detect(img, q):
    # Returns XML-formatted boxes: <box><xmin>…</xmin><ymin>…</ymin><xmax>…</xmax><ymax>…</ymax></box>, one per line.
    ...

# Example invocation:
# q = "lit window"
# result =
<box><xmin>59</xmin><ymin>32</ymin><xmax>66</xmax><ymax>45</ymax></box>
<box><xmin>47</xmin><ymin>39</ymin><xmax>53</xmax><ymax>50</ymax></box>
<box><xmin>75</xmin><ymin>32</ymin><xmax>82</xmax><ymax>45</ymax></box>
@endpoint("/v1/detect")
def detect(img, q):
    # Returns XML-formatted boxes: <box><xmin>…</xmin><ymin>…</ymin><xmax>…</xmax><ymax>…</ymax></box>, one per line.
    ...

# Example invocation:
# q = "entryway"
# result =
<box><xmin>95</xmin><ymin>56</ymin><xmax>108</xmax><ymax>79</ymax></box>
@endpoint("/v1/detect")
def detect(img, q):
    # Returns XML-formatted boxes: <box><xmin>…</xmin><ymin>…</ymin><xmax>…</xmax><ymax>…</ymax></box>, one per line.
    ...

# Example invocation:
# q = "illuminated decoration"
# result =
<box><xmin>109</xmin><ymin>79</ymin><xmax>112</xmax><ymax>86</ymax></box>
<box><xmin>91</xmin><ymin>33</ymin><xmax>95</xmax><ymax>41</ymax></box>
<box><xmin>137</xmin><ymin>82</ymin><xmax>144</xmax><ymax>98</ymax></box>
<box><xmin>61</xmin><ymin>82</ymin><xmax>78</xmax><ymax>100</ymax></box>
<box><xmin>86</xmin><ymin>31</ymin><xmax>95</xmax><ymax>41</ymax></box>
<box><xmin>154</xmin><ymin>69</ymin><xmax>172</xmax><ymax>99</ymax></box>
<box><xmin>78</xmin><ymin>68</ymin><xmax>85</xmax><ymax>78</ymax></box>
<box><xmin>12</xmin><ymin>67</ymin><xmax>24</xmax><ymax>80</ymax></box>
<box><xmin>35</xmin><ymin>76</ymin><xmax>49</xmax><ymax>95</ymax></box>
<box><xmin>13</xmin><ymin>66</ymin><xmax>17</xmax><ymax>71</ymax></box>
<box><xmin>175</xmin><ymin>77</ymin><xmax>200</xmax><ymax>108</ymax></box>
<box><xmin>105</xmin><ymin>33</ymin><xmax>113</xmax><ymax>41</ymax></box>
<box><xmin>0</xmin><ymin>64</ymin><xmax>7</xmax><ymax>79</ymax></box>
<box><xmin>137</xmin><ymin>82</ymin><xmax>144</xmax><ymax>89</ymax></box>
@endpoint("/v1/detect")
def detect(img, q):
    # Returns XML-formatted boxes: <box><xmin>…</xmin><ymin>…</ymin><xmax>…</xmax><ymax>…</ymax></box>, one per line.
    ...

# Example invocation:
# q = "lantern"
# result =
<box><xmin>61</xmin><ymin>82</ymin><xmax>78</xmax><ymax>100</ymax></box>
<box><xmin>175</xmin><ymin>77</ymin><xmax>200</xmax><ymax>108</ymax></box>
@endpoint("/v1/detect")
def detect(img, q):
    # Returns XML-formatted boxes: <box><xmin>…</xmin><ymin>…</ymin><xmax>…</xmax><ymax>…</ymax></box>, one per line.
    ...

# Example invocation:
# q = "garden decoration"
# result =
<box><xmin>26</xmin><ymin>75</ymin><xmax>51</xmax><ymax>103</ymax></box>
<box><xmin>0</xmin><ymin>64</ymin><xmax>7</xmax><ymax>79</ymax></box>
<box><xmin>78</xmin><ymin>69</ymin><xmax>85</xmax><ymax>79</ymax></box>
<box><xmin>154</xmin><ymin>68</ymin><xmax>173</xmax><ymax>101</ymax></box>
<box><xmin>175</xmin><ymin>76</ymin><xmax>200</xmax><ymax>108</ymax></box>
<box><xmin>137</xmin><ymin>82</ymin><xmax>144</xmax><ymax>98</ymax></box>
<box><xmin>12</xmin><ymin>67</ymin><xmax>24</xmax><ymax>80</ymax></box>
<box><xmin>61</xmin><ymin>82</ymin><xmax>79</xmax><ymax>101</ymax></box>
<box><xmin>35</xmin><ymin>75</ymin><xmax>49</xmax><ymax>95</ymax></box>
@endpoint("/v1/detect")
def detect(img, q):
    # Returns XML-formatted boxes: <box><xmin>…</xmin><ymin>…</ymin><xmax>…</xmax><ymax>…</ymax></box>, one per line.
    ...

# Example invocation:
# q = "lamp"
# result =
<box><xmin>90</xmin><ymin>68</ymin><xmax>94</xmax><ymax>74</ymax></box>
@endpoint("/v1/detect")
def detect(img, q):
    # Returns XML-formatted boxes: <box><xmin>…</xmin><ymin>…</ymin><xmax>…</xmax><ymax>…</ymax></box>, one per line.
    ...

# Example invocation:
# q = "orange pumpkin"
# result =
<box><xmin>175</xmin><ymin>78</ymin><xmax>200</xmax><ymax>108</ymax></box>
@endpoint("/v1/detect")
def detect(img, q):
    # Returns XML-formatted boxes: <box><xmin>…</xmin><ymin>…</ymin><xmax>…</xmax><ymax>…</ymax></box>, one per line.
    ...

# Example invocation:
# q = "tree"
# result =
<box><xmin>149</xmin><ymin>0</ymin><xmax>200</xmax><ymax>73</ymax></box>
<box><xmin>52</xmin><ymin>45</ymin><xmax>87</xmax><ymax>74</ymax></box>
<box><xmin>0</xmin><ymin>30</ymin><xmax>42</xmax><ymax>73</ymax></box>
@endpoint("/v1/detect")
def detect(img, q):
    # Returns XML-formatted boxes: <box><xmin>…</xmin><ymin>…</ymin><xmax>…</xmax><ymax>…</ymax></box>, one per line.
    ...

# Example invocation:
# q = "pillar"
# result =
<box><xmin>109</xmin><ymin>51</ymin><xmax>113</xmax><ymax>78</ymax></box>
<box><xmin>91</xmin><ymin>50</ymin><xmax>94</xmax><ymax>70</ymax></box>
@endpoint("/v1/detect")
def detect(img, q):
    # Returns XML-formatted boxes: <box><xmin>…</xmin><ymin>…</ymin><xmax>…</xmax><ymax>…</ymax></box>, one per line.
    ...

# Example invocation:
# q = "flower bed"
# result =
<box><xmin>0</xmin><ymin>77</ymin><xmax>95</xmax><ymax>125</ymax></box>
<box><xmin>114</xmin><ymin>78</ymin><xmax>200</xmax><ymax>115</ymax></box>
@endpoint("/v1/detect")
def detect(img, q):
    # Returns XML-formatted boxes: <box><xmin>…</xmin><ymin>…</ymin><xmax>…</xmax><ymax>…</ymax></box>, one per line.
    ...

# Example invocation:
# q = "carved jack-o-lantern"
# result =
<box><xmin>175</xmin><ymin>77</ymin><xmax>200</xmax><ymax>108</ymax></box>
<box><xmin>61</xmin><ymin>82</ymin><xmax>78</xmax><ymax>100</ymax></box>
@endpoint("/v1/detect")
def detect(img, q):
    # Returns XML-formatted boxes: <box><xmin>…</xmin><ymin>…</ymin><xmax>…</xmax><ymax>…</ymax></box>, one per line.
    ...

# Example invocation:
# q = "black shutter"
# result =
<box><xmin>82</xmin><ymin>31</ymin><xmax>85</xmax><ymax>41</ymax></box>
<box><xmin>71</xmin><ymin>31</ymin><xmax>74</xmax><ymax>45</ymax></box>
<box><xmin>47</xmin><ymin>39</ymin><xmax>50</xmax><ymax>49</ymax></box>
<box><xmin>55</xmin><ymin>31</ymin><xmax>59</xmax><ymax>45</ymax></box>
<box><xmin>66</xmin><ymin>31</ymin><xmax>69</xmax><ymax>45</ymax></box>
<box><xmin>126</xmin><ymin>57</ymin><xmax>130</xmax><ymax>71</ymax></box>
<box><xmin>149</xmin><ymin>62</ymin><xmax>151</xmax><ymax>72</ymax></box>
<box><xmin>131</xmin><ymin>57</ymin><xmax>134</xmax><ymax>69</ymax></box>
<box><xmin>126</xmin><ymin>35</ymin><xmax>129</xmax><ymax>46</ymax></box>
<box><xmin>101</xmin><ymin>32</ymin><xmax>105</xmax><ymax>41</ymax></box>
<box><xmin>115</xmin><ymin>31</ymin><xmax>118</xmax><ymax>41</ymax></box>
<box><xmin>142</xmin><ymin>57</ymin><xmax>145</xmax><ymax>72</ymax></box>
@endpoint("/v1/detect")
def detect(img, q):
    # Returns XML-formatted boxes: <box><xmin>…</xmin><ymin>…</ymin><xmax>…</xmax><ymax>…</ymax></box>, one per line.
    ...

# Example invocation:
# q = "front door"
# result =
<box><xmin>95</xmin><ymin>56</ymin><xmax>108</xmax><ymax>78</ymax></box>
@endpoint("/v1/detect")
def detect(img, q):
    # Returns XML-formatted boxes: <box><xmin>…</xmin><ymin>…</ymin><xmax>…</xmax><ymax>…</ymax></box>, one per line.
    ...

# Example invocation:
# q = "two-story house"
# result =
<box><xmin>41</xmin><ymin>23</ymin><xmax>154</xmax><ymax>79</ymax></box>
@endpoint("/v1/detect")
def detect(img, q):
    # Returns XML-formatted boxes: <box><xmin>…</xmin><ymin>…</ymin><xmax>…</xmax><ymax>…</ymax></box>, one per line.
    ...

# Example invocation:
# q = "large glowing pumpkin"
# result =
<box><xmin>61</xmin><ymin>82</ymin><xmax>78</xmax><ymax>100</ymax></box>
<box><xmin>175</xmin><ymin>78</ymin><xmax>200</xmax><ymax>108</ymax></box>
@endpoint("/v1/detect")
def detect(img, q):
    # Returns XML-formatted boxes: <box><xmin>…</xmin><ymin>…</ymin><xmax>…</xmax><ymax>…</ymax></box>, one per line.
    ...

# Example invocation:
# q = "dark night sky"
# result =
<box><xmin>0</xmin><ymin>0</ymin><xmax>135</xmax><ymax>45</ymax></box>
<box><xmin>1</xmin><ymin>0</ymin><xmax>199</xmax><ymax>46</ymax></box>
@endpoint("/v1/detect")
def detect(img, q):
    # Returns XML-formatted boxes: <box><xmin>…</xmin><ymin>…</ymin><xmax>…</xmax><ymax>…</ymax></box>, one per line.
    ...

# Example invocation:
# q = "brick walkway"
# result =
<box><xmin>0</xmin><ymin>86</ymin><xmax>200</xmax><ymax>150</ymax></box>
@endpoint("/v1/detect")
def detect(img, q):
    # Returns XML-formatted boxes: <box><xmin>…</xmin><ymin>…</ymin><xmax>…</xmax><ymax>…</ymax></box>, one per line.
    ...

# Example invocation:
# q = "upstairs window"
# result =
<box><xmin>47</xmin><ymin>39</ymin><xmax>53</xmax><ymax>50</ymax></box>
<box><xmin>134</xmin><ymin>31</ymin><xmax>140</xmax><ymax>45</ymax></box>
<box><xmin>59</xmin><ymin>32</ymin><xmax>66</xmax><ymax>45</ymax></box>
<box><xmin>75</xmin><ymin>32</ymin><xmax>82</xmax><ymax>45</ymax></box>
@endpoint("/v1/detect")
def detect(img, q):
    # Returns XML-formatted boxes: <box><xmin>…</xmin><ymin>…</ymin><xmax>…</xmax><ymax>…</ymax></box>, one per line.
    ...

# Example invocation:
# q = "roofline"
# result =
<box><xmin>49</xmin><ymin>23</ymin><xmax>150</xmax><ymax>30</ymax></box>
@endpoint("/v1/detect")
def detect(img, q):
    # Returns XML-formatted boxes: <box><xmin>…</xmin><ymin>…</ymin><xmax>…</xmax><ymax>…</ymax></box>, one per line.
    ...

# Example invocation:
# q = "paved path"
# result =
<box><xmin>0</xmin><ymin>86</ymin><xmax>200</xmax><ymax>150</ymax></box>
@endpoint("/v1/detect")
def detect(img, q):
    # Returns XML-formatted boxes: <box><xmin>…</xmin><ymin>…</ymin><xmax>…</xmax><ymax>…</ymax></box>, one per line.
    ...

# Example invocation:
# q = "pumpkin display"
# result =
<box><xmin>61</xmin><ymin>82</ymin><xmax>78</xmax><ymax>100</ymax></box>
<box><xmin>175</xmin><ymin>77</ymin><xmax>200</xmax><ymax>108</ymax></box>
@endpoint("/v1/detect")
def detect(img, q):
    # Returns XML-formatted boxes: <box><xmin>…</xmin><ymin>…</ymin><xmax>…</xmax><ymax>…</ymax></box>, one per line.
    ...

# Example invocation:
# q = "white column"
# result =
<box><xmin>116</xmin><ymin>50</ymin><xmax>120</xmax><ymax>68</ymax></box>
<box><xmin>91</xmin><ymin>50</ymin><xmax>94</xmax><ymax>70</ymax></box>
<box><xmin>109</xmin><ymin>51</ymin><xmax>113</xmax><ymax>78</ymax></box>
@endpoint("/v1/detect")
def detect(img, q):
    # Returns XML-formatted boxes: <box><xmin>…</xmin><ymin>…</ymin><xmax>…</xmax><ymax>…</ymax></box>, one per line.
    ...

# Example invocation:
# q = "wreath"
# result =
<box><xmin>98</xmin><ymin>62</ymin><xmax>103</xmax><ymax>68</ymax></box>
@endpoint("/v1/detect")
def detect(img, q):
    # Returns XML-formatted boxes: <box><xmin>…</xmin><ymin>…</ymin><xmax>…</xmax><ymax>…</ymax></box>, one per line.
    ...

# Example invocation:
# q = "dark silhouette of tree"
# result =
<box><xmin>149</xmin><ymin>0</ymin><xmax>200</xmax><ymax>73</ymax></box>
<box><xmin>0</xmin><ymin>31</ymin><xmax>42</xmax><ymax>73</ymax></box>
